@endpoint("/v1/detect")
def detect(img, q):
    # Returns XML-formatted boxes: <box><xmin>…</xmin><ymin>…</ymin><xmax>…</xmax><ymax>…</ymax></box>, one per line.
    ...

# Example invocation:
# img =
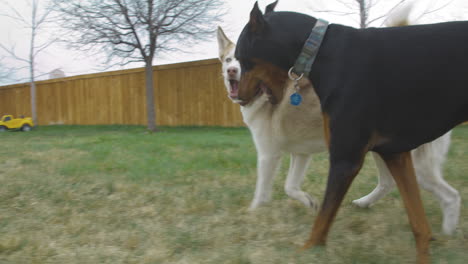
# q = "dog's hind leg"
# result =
<box><xmin>412</xmin><ymin>132</ymin><xmax>460</xmax><ymax>235</ymax></box>
<box><xmin>380</xmin><ymin>151</ymin><xmax>432</xmax><ymax>264</ymax></box>
<box><xmin>353</xmin><ymin>132</ymin><xmax>460</xmax><ymax>234</ymax></box>
<box><xmin>284</xmin><ymin>153</ymin><xmax>318</xmax><ymax>210</ymax></box>
<box><xmin>249</xmin><ymin>153</ymin><xmax>282</xmax><ymax>210</ymax></box>
<box><xmin>417</xmin><ymin>167</ymin><xmax>460</xmax><ymax>235</ymax></box>
<box><xmin>352</xmin><ymin>152</ymin><xmax>396</xmax><ymax>207</ymax></box>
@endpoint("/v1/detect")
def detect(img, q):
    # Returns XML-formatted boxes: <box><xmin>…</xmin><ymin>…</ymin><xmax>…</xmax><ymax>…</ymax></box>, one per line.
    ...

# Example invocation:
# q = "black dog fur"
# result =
<box><xmin>235</xmin><ymin>1</ymin><xmax>468</xmax><ymax>262</ymax></box>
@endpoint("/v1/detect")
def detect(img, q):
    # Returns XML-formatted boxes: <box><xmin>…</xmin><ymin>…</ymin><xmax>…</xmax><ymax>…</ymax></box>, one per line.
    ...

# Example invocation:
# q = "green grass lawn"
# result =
<box><xmin>0</xmin><ymin>125</ymin><xmax>467</xmax><ymax>264</ymax></box>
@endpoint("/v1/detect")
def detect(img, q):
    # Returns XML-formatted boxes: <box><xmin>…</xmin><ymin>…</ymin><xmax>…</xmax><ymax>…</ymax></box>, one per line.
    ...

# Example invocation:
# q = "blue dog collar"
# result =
<box><xmin>292</xmin><ymin>19</ymin><xmax>329</xmax><ymax>77</ymax></box>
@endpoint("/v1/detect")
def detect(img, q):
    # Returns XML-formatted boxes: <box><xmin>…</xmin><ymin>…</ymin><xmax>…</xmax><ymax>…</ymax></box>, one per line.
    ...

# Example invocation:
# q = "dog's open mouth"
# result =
<box><xmin>229</xmin><ymin>79</ymin><xmax>239</xmax><ymax>98</ymax></box>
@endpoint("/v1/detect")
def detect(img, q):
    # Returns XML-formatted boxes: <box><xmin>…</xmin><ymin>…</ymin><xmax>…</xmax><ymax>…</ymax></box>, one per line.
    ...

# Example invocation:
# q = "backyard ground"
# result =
<box><xmin>0</xmin><ymin>125</ymin><xmax>467</xmax><ymax>264</ymax></box>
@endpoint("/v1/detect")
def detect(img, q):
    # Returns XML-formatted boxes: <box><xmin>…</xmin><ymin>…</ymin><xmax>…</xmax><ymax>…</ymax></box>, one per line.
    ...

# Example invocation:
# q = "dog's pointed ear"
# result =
<box><xmin>217</xmin><ymin>26</ymin><xmax>234</xmax><ymax>60</ymax></box>
<box><xmin>249</xmin><ymin>2</ymin><xmax>266</xmax><ymax>34</ymax></box>
<box><xmin>265</xmin><ymin>0</ymin><xmax>278</xmax><ymax>14</ymax></box>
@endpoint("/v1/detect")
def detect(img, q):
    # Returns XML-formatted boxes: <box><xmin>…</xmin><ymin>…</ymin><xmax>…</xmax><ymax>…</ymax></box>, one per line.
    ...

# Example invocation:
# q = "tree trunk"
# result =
<box><xmin>30</xmin><ymin>0</ymin><xmax>38</xmax><ymax>125</ymax></box>
<box><xmin>30</xmin><ymin>26</ymin><xmax>37</xmax><ymax>125</ymax></box>
<box><xmin>144</xmin><ymin>61</ymin><xmax>157</xmax><ymax>132</ymax></box>
<box><xmin>30</xmin><ymin>80</ymin><xmax>37</xmax><ymax>125</ymax></box>
<box><xmin>29</xmin><ymin>42</ymin><xmax>37</xmax><ymax>125</ymax></box>
<box><xmin>357</xmin><ymin>0</ymin><xmax>368</xmax><ymax>28</ymax></box>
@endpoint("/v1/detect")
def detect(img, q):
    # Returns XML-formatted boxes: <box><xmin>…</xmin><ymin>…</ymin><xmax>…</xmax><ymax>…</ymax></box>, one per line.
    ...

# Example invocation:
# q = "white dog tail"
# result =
<box><xmin>385</xmin><ymin>2</ymin><xmax>413</xmax><ymax>27</ymax></box>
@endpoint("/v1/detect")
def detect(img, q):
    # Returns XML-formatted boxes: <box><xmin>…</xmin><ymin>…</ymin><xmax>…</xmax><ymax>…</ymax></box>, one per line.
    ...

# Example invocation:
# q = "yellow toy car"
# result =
<box><xmin>0</xmin><ymin>115</ymin><xmax>34</xmax><ymax>132</ymax></box>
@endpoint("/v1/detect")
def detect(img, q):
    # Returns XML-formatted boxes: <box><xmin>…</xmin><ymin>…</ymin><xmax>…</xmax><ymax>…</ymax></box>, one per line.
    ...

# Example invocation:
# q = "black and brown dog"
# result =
<box><xmin>235</xmin><ymin>1</ymin><xmax>468</xmax><ymax>263</ymax></box>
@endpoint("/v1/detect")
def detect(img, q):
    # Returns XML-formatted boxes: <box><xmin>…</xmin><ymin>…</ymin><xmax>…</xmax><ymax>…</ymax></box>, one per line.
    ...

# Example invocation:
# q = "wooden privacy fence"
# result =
<box><xmin>0</xmin><ymin>59</ymin><xmax>244</xmax><ymax>127</ymax></box>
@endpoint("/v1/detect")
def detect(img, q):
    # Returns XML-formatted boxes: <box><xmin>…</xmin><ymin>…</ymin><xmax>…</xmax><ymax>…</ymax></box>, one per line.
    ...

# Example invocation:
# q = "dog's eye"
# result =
<box><xmin>226</xmin><ymin>58</ymin><xmax>232</xmax><ymax>63</ymax></box>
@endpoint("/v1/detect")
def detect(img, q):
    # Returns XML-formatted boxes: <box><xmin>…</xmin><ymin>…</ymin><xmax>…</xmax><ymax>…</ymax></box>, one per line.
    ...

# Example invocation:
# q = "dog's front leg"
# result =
<box><xmin>304</xmin><ymin>153</ymin><xmax>365</xmax><ymax>247</ymax></box>
<box><xmin>303</xmin><ymin>113</ymin><xmax>367</xmax><ymax>247</ymax></box>
<box><xmin>380</xmin><ymin>151</ymin><xmax>432</xmax><ymax>264</ymax></box>
<box><xmin>249</xmin><ymin>153</ymin><xmax>282</xmax><ymax>210</ymax></box>
<box><xmin>284</xmin><ymin>153</ymin><xmax>317</xmax><ymax>209</ymax></box>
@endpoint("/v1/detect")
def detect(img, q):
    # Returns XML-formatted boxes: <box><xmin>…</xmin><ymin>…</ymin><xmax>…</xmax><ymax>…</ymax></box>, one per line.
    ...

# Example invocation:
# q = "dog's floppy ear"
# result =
<box><xmin>249</xmin><ymin>2</ymin><xmax>266</xmax><ymax>34</ymax></box>
<box><xmin>216</xmin><ymin>26</ymin><xmax>234</xmax><ymax>60</ymax></box>
<box><xmin>265</xmin><ymin>0</ymin><xmax>278</xmax><ymax>14</ymax></box>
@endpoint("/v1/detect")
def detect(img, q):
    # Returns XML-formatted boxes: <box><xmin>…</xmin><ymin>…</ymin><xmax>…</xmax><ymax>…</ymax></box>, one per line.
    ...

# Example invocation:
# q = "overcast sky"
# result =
<box><xmin>1</xmin><ymin>0</ymin><xmax>468</xmax><ymax>85</ymax></box>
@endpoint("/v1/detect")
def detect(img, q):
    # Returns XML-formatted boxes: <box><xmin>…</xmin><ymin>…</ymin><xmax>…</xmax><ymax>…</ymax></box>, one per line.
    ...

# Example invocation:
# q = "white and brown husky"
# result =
<box><xmin>216</xmin><ymin>10</ymin><xmax>460</xmax><ymax>235</ymax></box>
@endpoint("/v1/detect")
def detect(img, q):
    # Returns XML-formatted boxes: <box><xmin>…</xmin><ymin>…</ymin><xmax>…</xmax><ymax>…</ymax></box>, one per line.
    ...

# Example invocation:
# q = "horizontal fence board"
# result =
<box><xmin>0</xmin><ymin>58</ymin><xmax>244</xmax><ymax>127</ymax></box>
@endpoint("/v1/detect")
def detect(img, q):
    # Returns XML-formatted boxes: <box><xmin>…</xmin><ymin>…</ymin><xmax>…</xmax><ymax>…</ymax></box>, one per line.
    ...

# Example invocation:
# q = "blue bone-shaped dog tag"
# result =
<box><xmin>290</xmin><ymin>93</ymin><xmax>302</xmax><ymax>106</ymax></box>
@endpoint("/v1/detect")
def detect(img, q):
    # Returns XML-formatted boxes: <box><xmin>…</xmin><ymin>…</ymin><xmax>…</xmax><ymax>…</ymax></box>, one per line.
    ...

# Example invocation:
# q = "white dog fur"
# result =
<box><xmin>216</xmin><ymin>8</ymin><xmax>460</xmax><ymax>235</ymax></box>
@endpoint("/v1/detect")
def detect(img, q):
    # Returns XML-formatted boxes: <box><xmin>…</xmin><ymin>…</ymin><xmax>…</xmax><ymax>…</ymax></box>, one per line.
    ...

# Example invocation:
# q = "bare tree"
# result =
<box><xmin>310</xmin><ymin>0</ymin><xmax>455</xmax><ymax>28</ymax></box>
<box><xmin>0</xmin><ymin>0</ymin><xmax>54</xmax><ymax>125</ymax></box>
<box><xmin>52</xmin><ymin>0</ymin><xmax>225</xmax><ymax>132</ymax></box>
<box><xmin>0</xmin><ymin>58</ymin><xmax>13</xmax><ymax>83</ymax></box>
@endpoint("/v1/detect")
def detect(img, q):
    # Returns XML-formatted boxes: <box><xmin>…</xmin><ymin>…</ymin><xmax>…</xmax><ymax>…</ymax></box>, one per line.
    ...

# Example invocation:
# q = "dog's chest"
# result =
<box><xmin>274</xmin><ymin>88</ymin><xmax>325</xmax><ymax>153</ymax></box>
<box><xmin>244</xmin><ymin>86</ymin><xmax>326</xmax><ymax>154</ymax></box>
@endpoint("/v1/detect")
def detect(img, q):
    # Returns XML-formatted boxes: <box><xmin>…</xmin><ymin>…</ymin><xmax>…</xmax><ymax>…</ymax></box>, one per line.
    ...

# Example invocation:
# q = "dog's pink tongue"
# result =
<box><xmin>230</xmin><ymin>81</ymin><xmax>239</xmax><ymax>97</ymax></box>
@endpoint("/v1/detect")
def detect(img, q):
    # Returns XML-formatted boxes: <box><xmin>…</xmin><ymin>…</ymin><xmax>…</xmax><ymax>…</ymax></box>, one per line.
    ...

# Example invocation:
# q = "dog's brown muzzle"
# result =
<box><xmin>237</xmin><ymin>60</ymin><xmax>288</xmax><ymax>106</ymax></box>
<box><xmin>237</xmin><ymin>71</ymin><xmax>261</xmax><ymax>106</ymax></box>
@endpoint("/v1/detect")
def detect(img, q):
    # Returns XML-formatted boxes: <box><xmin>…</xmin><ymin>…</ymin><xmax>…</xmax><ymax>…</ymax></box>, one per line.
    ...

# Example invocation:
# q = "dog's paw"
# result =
<box><xmin>248</xmin><ymin>200</ymin><xmax>266</xmax><ymax>211</ymax></box>
<box><xmin>351</xmin><ymin>198</ymin><xmax>371</xmax><ymax>208</ymax></box>
<box><xmin>248</xmin><ymin>205</ymin><xmax>258</xmax><ymax>212</ymax></box>
<box><xmin>305</xmin><ymin>194</ymin><xmax>319</xmax><ymax>212</ymax></box>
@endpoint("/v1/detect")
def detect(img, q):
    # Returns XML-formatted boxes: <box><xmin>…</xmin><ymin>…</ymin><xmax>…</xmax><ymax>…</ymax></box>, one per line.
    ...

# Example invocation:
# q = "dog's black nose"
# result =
<box><xmin>227</xmin><ymin>67</ymin><xmax>238</xmax><ymax>76</ymax></box>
